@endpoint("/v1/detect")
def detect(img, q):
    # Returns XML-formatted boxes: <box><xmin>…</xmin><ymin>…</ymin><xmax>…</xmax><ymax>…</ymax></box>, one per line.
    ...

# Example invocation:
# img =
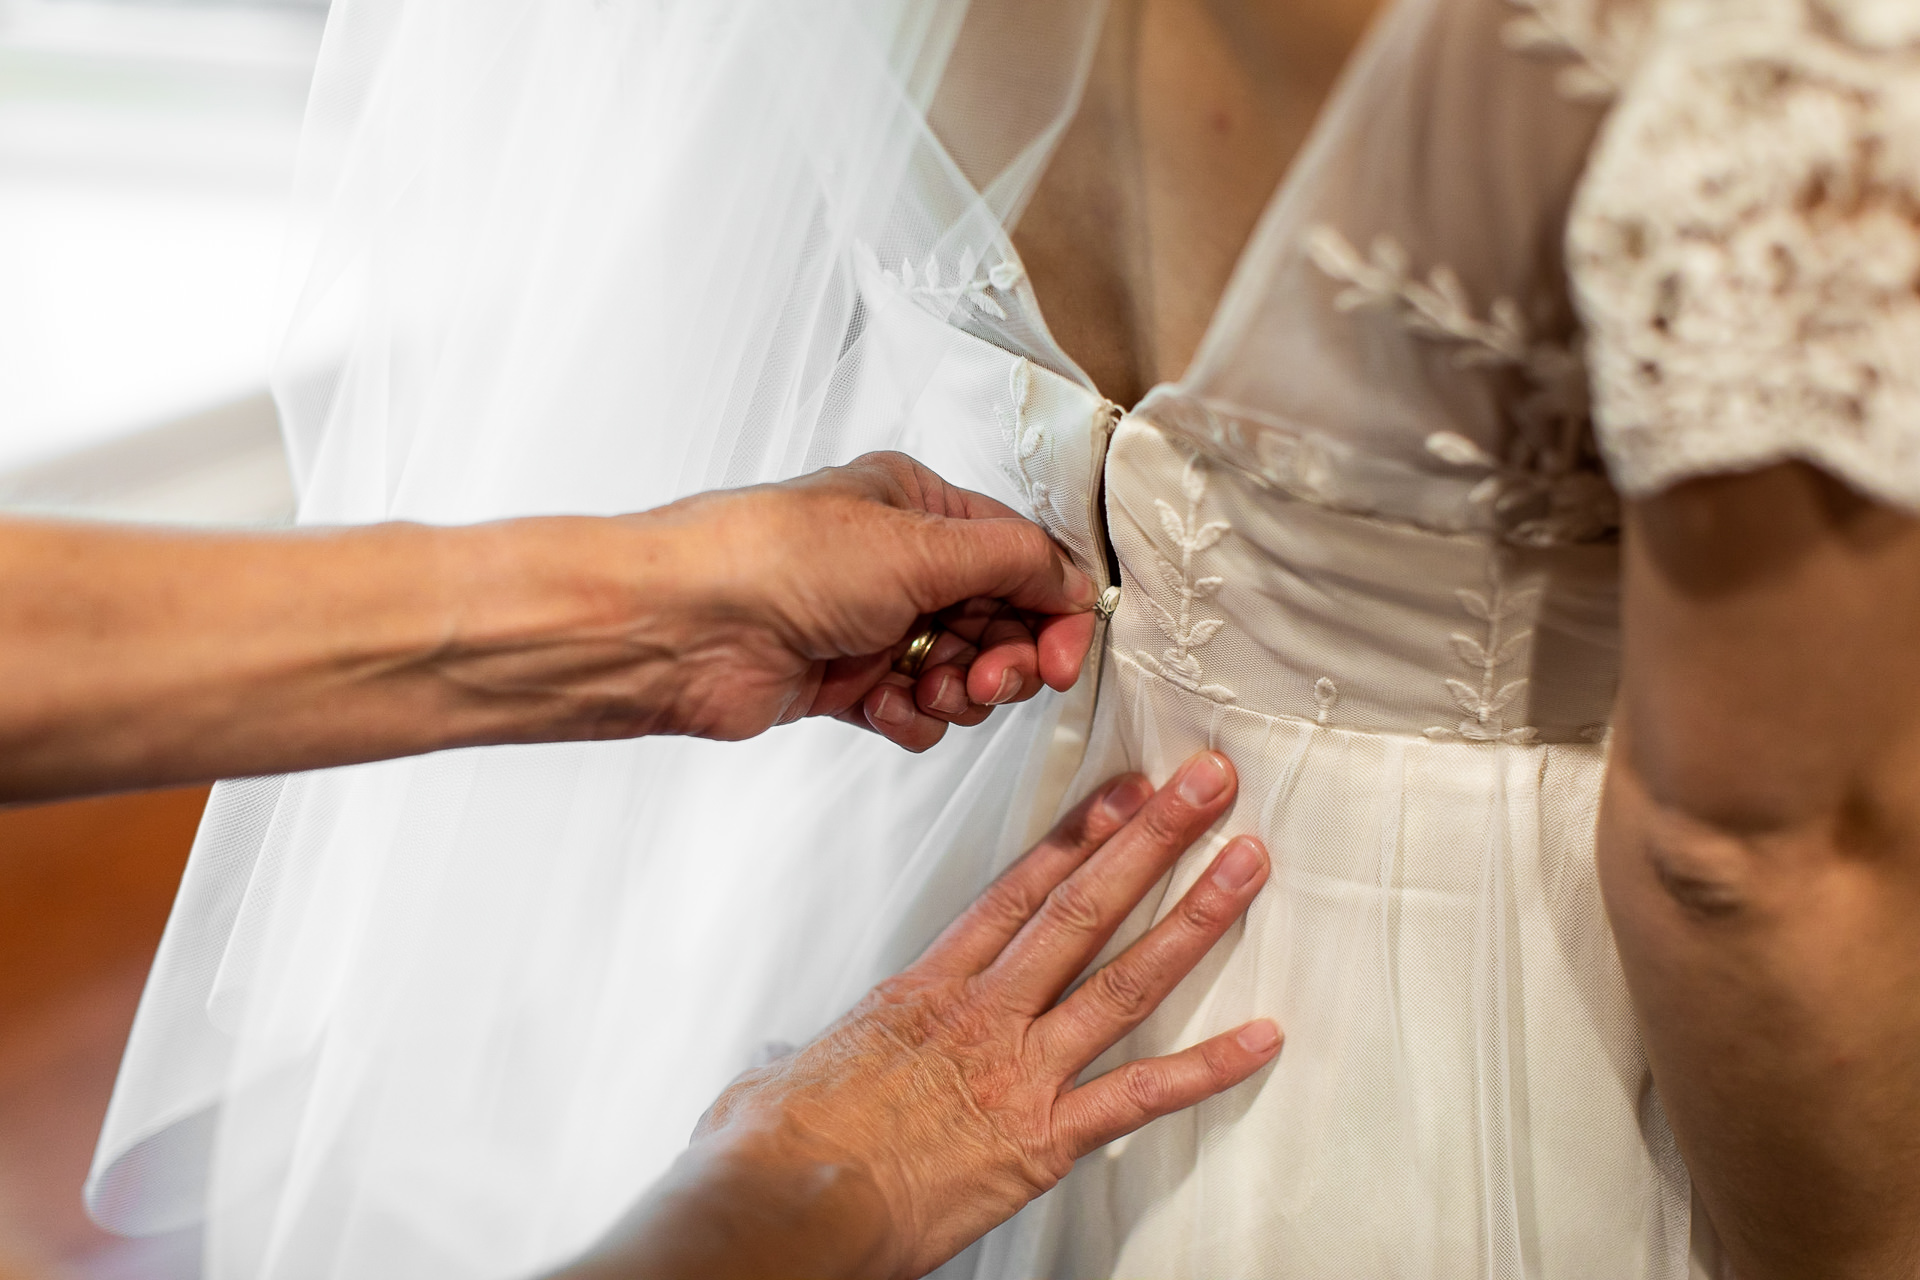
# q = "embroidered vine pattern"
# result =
<box><xmin>1425</xmin><ymin>571</ymin><xmax>1540</xmax><ymax>744</ymax></box>
<box><xmin>1137</xmin><ymin>454</ymin><xmax>1236</xmax><ymax>704</ymax></box>
<box><xmin>1501</xmin><ymin>0</ymin><xmax>1646</xmax><ymax>103</ymax></box>
<box><xmin>998</xmin><ymin>360</ymin><xmax>1053</xmax><ymax>518</ymax></box>
<box><xmin>862</xmin><ymin>241</ymin><xmax>1025</xmax><ymax>321</ymax></box>
<box><xmin>1304</xmin><ymin>226</ymin><xmax>1618</xmax><ymax>546</ymax></box>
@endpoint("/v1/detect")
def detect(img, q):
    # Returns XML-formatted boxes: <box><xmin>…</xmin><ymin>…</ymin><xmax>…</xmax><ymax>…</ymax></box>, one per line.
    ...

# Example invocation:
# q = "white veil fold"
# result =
<box><xmin>86</xmin><ymin>4</ymin><xmax>1112</xmax><ymax>1276</ymax></box>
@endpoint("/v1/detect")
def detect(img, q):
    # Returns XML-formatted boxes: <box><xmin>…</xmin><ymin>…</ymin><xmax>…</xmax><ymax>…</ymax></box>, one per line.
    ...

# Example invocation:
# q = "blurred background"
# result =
<box><xmin>0</xmin><ymin>0</ymin><xmax>322</xmax><ymax>1274</ymax></box>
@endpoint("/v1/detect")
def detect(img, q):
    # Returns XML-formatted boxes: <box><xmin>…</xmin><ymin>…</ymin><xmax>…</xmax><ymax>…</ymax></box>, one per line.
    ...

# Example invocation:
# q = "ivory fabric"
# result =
<box><xmin>87</xmin><ymin>0</ymin><xmax>1920</xmax><ymax>1277</ymax></box>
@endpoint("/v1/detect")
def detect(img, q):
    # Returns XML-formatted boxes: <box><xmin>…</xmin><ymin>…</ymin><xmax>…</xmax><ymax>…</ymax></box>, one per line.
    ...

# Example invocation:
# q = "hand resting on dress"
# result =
<box><xmin>549</xmin><ymin>753</ymin><xmax>1280</xmax><ymax>1280</ymax></box>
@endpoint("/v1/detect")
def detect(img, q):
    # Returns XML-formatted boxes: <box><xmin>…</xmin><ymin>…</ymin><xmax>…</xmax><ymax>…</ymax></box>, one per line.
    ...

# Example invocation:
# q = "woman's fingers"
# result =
<box><xmin>964</xmin><ymin>608</ymin><xmax>1042</xmax><ymax>707</ymax></box>
<box><xmin>984</xmin><ymin>752</ymin><xmax>1238</xmax><ymax>1013</ymax></box>
<box><xmin>1036</xmin><ymin>835</ymin><xmax>1269</xmax><ymax>1075</ymax></box>
<box><xmin>858</xmin><ymin>677</ymin><xmax>950</xmax><ymax>751</ymax></box>
<box><xmin>1036</xmin><ymin>610</ymin><xmax>1097</xmax><ymax>692</ymax></box>
<box><xmin>915</xmin><ymin>774</ymin><xmax>1152</xmax><ymax>976</ymax></box>
<box><xmin>1051</xmin><ymin>1020</ymin><xmax>1282</xmax><ymax>1160</ymax></box>
<box><xmin>916</xmin><ymin>664</ymin><xmax>993</xmax><ymax>725</ymax></box>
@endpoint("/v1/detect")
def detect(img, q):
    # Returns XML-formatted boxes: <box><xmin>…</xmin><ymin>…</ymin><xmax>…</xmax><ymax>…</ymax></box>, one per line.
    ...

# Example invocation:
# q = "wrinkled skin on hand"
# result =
<box><xmin>637</xmin><ymin>451</ymin><xmax>1099</xmax><ymax>751</ymax></box>
<box><xmin>694</xmin><ymin>753</ymin><xmax>1280</xmax><ymax>1278</ymax></box>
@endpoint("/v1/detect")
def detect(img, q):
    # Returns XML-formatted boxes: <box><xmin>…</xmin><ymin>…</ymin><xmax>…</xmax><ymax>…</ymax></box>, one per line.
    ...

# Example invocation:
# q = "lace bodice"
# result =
<box><xmin>1570</xmin><ymin>0</ymin><xmax>1920</xmax><ymax>509</ymax></box>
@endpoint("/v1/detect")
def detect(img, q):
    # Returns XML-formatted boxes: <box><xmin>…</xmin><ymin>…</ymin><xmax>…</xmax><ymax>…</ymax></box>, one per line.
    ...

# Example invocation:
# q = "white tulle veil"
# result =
<box><xmin>85</xmin><ymin>3</ymin><xmax>1115</xmax><ymax>1276</ymax></box>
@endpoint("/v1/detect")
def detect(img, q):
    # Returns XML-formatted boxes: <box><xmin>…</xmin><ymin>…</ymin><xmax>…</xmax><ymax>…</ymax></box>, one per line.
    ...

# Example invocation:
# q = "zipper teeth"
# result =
<box><xmin>1094</xmin><ymin>400</ymin><xmax>1125</xmax><ymax>616</ymax></box>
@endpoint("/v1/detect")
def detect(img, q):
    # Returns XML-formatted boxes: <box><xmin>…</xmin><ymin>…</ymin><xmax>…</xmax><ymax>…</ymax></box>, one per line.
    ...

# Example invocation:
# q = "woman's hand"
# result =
<box><xmin>629</xmin><ymin>450</ymin><xmax>1099</xmax><ymax>750</ymax></box>
<box><xmin>0</xmin><ymin>453</ymin><xmax>1094</xmax><ymax>800</ymax></box>
<box><xmin>558</xmin><ymin>753</ymin><xmax>1278</xmax><ymax>1280</ymax></box>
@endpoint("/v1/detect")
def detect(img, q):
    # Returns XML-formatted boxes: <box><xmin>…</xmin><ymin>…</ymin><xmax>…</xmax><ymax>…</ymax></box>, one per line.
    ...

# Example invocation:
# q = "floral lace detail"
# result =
<box><xmin>1569</xmin><ymin>0</ymin><xmax>1920</xmax><ymax>511</ymax></box>
<box><xmin>1425</xmin><ymin>570</ymin><xmax>1540</xmax><ymax>744</ymax></box>
<box><xmin>1501</xmin><ymin>0</ymin><xmax>1649</xmax><ymax>101</ymax></box>
<box><xmin>1305</xmin><ymin>227</ymin><xmax>1620</xmax><ymax>546</ymax></box>
<box><xmin>1136</xmin><ymin>454</ymin><xmax>1236</xmax><ymax>704</ymax></box>
<box><xmin>856</xmin><ymin>242</ymin><xmax>1025</xmax><ymax>321</ymax></box>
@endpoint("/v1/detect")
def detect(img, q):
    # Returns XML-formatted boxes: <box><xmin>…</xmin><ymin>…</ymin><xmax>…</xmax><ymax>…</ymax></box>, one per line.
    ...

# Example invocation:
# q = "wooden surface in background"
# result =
<box><xmin>0</xmin><ymin>788</ymin><xmax>206</xmax><ymax>1277</ymax></box>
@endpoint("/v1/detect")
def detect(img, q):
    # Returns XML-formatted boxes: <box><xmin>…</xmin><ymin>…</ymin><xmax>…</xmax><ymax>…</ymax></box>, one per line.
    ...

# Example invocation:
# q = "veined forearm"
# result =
<box><xmin>0</xmin><ymin>515</ymin><xmax>682</xmax><ymax>801</ymax></box>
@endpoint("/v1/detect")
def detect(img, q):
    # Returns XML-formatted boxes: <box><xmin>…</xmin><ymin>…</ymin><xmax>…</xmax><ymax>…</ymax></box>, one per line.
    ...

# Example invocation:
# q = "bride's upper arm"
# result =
<box><xmin>1564</xmin><ymin>0</ymin><xmax>1920</xmax><ymax>855</ymax></box>
<box><xmin>1615</xmin><ymin>466</ymin><xmax>1920</xmax><ymax>857</ymax></box>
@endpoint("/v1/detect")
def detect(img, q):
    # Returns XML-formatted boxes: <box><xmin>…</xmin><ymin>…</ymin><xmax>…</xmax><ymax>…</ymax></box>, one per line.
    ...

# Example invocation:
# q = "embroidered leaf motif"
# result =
<box><xmin>1469</xmin><ymin>475</ymin><xmax>1505</xmax><ymax>505</ymax></box>
<box><xmin>1156</xmin><ymin>499</ymin><xmax>1188</xmax><ymax>547</ymax></box>
<box><xmin>1144</xmin><ymin>594</ymin><xmax>1180</xmax><ymax>641</ymax></box>
<box><xmin>1446</xmin><ymin>678</ymin><xmax>1486</xmax><ymax>716</ymax></box>
<box><xmin>1370</xmin><ymin>235</ymin><xmax>1409</xmax><ymax>279</ymax></box>
<box><xmin>1188</xmin><ymin>521</ymin><xmax>1230</xmax><ymax>553</ymax></box>
<box><xmin>1181</xmin><ymin>458</ymin><xmax>1208</xmax><ymax>504</ymax></box>
<box><xmin>1427</xmin><ymin>431</ymin><xmax>1500</xmax><ymax>469</ymax></box>
<box><xmin>1487</xmin><ymin>679</ymin><xmax>1529</xmax><ymax>715</ymax></box>
<box><xmin>988</xmin><ymin>260</ymin><xmax>1023</xmax><ymax>290</ymax></box>
<box><xmin>1428</xmin><ymin>265</ymin><xmax>1471</xmax><ymax>317</ymax></box>
<box><xmin>1132</xmin><ymin>451</ymin><xmax>1235</xmax><ymax>704</ymax></box>
<box><xmin>1302</xmin><ymin>220</ymin><xmax>1618</xmax><ymax>548</ymax></box>
<box><xmin>1428</xmin><ymin>572</ymin><xmax>1542</xmax><ymax>741</ymax></box>
<box><xmin>974</xmin><ymin>292</ymin><xmax>1007</xmax><ymax>320</ymax></box>
<box><xmin>900</xmin><ymin>257</ymin><xmax>915</xmax><ymax>289</ymax></box>
<box><xmin>1162</xmin><ymin>649</ymin><xmax>1203</xmax><ymax>682</ymax></box>
<box><xmin>1186</xmin><ymin>618</ymin><xmax>1226</xmax><ymax>647</ymax></box>
<box><xmin>923</xmin><ymin>255</ymin><xmax>940</xmax><ymax>288</ymax></box>
<box><xmin>1450</xmin><ymin>633</ymin><xmax>1490</xmax><ymax>668</ymax></box>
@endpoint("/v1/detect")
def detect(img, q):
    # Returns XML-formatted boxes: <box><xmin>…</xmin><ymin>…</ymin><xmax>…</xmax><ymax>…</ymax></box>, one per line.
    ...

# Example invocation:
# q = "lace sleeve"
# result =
<box><xmin>1567</xmin><ymin>0</ymin><xmax>1920</xmax><ymax>509</ymax></box>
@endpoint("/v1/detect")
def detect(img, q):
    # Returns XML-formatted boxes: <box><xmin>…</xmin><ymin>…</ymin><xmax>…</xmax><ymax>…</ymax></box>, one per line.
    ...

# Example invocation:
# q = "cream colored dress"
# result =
<box><xmin>918</xmin><ymin>0</ymin><xmax>1920</xmax><ymax>1274</ymax></box>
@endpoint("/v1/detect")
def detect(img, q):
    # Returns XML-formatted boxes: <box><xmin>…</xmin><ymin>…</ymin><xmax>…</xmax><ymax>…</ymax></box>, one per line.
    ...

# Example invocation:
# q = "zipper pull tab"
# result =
<box><xmin>1095</xmin><ymin>584</ymin><xmax>1121</xmax><ymax>620</ymax></box>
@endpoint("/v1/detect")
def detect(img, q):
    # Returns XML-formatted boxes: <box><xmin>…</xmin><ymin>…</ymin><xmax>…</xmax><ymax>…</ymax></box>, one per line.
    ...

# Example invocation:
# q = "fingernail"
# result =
<box><xmin>928</xmin><ymin>672</ymin><xmax>969</xmax><ymax>716</ymax></box>
<box><xmin>1098</xmin><ymin>776</ymin><xmax>1151</xmax><ymax>825</ymax></box>
<box><xmin>868</xmin><ymin>687</ymin><xmax>913</xmax><ymax>730</ymax></box>
<box><xmin>987</xmin><ymin>669</ymin><xmax>1020</xmax><ymax>705</ymax></box>
<box><xmin>1175</xmin><ymin>752</ymin><xmax>1230</xmax><ymax>805</ymax></box>
<box><xmin>1210</xmin><ymin>838</ymin><xmax>1264</xmax><ymax>892</ymax></box>
<box><xmin>1236</xmin><ymin>1020</ymin><xmax>1281</xmax><ymax>1055</ymax></box>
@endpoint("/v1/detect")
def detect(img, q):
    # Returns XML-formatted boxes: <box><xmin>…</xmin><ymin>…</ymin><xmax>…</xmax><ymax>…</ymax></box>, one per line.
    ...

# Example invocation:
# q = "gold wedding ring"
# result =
<box><xmin>894</xmin><ymin>620</ymin><xmax>943</xmax><ymax>678</ymax></box>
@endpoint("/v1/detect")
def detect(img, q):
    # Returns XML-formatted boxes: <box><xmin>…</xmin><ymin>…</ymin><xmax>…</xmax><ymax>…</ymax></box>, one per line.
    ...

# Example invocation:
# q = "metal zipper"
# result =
<box><xmin>1092</xmin><ymin>399</ymin><xmax>1125</xmax><ymax>620</ymax></box>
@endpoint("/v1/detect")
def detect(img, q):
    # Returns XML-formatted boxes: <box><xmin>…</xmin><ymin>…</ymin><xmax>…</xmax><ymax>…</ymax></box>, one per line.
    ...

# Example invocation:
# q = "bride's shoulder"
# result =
<box><xmin>1565</xmin><ymin>0</ymin><xmax>1920</xmax><ymax>511</ymax></box>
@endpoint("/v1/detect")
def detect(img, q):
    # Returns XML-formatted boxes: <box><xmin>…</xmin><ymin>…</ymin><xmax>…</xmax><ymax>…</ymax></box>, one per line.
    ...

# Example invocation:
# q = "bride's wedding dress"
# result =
<box><xmin>86</xmin><ymin>0</ymin><xmax>1920</xmax><ymax>1277</ymax></box>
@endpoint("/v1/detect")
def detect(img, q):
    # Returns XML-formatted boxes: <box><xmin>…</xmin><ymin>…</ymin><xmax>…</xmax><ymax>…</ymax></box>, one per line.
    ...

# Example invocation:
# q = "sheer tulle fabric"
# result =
<box><xmin>87</xmin><ymin>3</ymin><xmax>1115</xmax><ymax>1276</ymax></box>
